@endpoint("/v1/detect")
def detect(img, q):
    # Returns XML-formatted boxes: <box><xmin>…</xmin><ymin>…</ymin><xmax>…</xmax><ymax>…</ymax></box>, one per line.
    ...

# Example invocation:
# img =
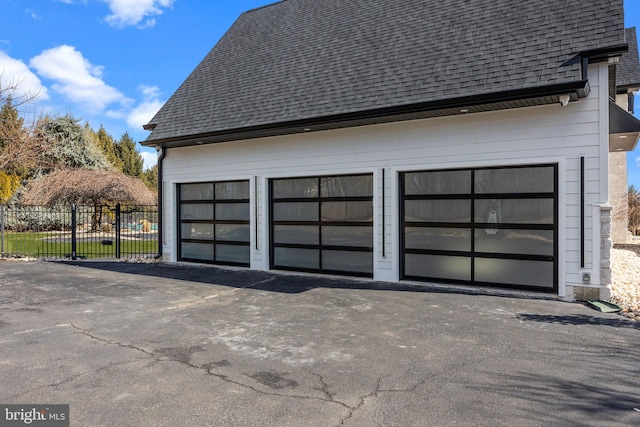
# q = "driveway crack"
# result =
<box><xmin>69</xmin><ymin>324</ymin><xmax>352</xmax><ymax>411</ymax></box>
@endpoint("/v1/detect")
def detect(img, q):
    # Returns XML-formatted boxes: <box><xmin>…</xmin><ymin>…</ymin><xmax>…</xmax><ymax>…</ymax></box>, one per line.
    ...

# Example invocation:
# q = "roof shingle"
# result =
<box><xmin>144</xmin><ymin>0</ymin><xmax>625</xmax><ymax>143</ymax></box>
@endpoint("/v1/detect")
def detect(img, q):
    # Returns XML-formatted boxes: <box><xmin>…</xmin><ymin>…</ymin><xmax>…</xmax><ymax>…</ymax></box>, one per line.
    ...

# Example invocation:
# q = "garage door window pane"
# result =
<box><xmin>321</xmin><ymin>175</ymin><xmax>373</xmax><ymax>197</ymax></box>
<box><xmin>273</xmin><ymin>178</ymin><xmax>318</xmax><ymax>199</ymax></box>
<box><xmin>475</xmin><ymin>258</ymin><xmax>553</xmax><ymax>288</ymax></box>
<box><xmin>321</xmin><ymin>201</ymin><xmax>373</xmax><ymax>222</ymax></box>
<box><xmin>181</xmin><ymin>204</ymin><xmax>214</xmax><ymax>220</ymax></box>
<box><xmin>216</xmin><ymin>203</ymin><xmax>250</xmax><ymax>221</ymax></box>
<box><xmin>404</xmin><ymin>170</ymin><xmax>471</xmax><ymax>195</ymax></box>
<box><xmin>180</xmin><ymin>183</ymin><xmax>214</xmax><ymax>201</ymax></box>
<box><xmin>181</xmin><ymin>223</ymin><xmax>214</xmax><ymax>240</ymax></box>
<box><xmin>322</xmin><ymin>226</ymin><xmax>373</xmax><ymax>247</ymax></box>
<box><xmin>405</xmin><ymin>200</ymin><xmax>470</xmax><ymax>223</ymax></box>
<box><xmin>273</xmin><ymin>202</ymin><xmax>319</xmax><ymax>221</ymax></box>
<box><xmin>215</xmin><ymin>181</ymin><xmax>249</xmax><ymax>200</ymax></box>
<box><xmin>216</xmin><ymin>224</ymin><xmax>250</xmax><ymax>242</ymax></box>
<box><xmin>405</xmin><ymin>254</ymin><xmax>471</xmax><ymax>281</ymax></box>
<box><xmin>475</xmin><ymin>230</ymin><xmax>554</xmax><ymax>256</ymax></box>
<box><xmin>181</xmin><ymin>242</ymin><xmax>214</xmax><ymax>261</ymax></box>
<box><xmin>405</xmin><ymin>227</ymin><xmax>471</xmax><ymax>252</ymax></box>
<box><xmin>274</xmin><ymin>248</ymin><xmax>319</xmax><ymax>269</ymax></box>
<box><xmin>475</xmin><ymin>199</ymin><xmax>554</xmax><ymax>224</ymax></box>
<box><xmin>274</xmin><ymin>225</ymin><xmax>319</xmax><ymax>245</ymax></box>
<box><xmin>322</xmin><ymin>250</ymin><xmax>373</xmax><ymax>274</ymax></box>
<box><xmin>216</xmin><ymin>244</ymin><xmax>250</xmax><ymax>264</ymax></box>
<box><xmin>475</xmin><ymin>167</ymin><xmax>554</xmax><ymax>194</ymax></box>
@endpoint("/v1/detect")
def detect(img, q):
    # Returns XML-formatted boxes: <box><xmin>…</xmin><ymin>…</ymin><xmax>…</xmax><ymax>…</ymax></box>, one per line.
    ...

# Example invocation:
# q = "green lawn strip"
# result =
<box><xmin>1</xmin><ymin>232</ymin><xmax>157</xmax><ymax>258</ymax></box>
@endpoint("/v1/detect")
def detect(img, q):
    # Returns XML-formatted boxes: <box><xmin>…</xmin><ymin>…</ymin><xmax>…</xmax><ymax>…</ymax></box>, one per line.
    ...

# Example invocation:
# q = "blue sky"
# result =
<box><xmin>1</xmin><ymin>0</ymin><xmax>640</xmax><ymax>183</ymax></box>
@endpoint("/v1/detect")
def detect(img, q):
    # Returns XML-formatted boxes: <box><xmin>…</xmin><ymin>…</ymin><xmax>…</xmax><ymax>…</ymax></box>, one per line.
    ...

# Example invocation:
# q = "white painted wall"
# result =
<box><xmin>160</xmin><ymin>64</ymin><xmax>609</xmax><ymax>296</ymax></box>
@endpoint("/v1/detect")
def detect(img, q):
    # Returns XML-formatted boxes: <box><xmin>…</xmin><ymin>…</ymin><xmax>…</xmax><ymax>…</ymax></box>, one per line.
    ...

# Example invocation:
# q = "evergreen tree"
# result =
<box><xmin>142</xmin><ymin>164</ymin><xmax>158</xmax><ymax>191</ymax></box>
<box><xmin>0</xmin><ymin>97</ymin><xmax>29</xmax><ymax>175</ymax></box>
<box><xmin>91</xmin><ymin>125</ymin><xmax>122</xmax><ymax>170</ymax></box>
<box><xmin>115</xmin><ymin>132</ymin><xmax>143</xmax><ymax>178</ymax></box>
<box><xmin>36</xmin><ymin>114</ymin><xmax>109</xmax><ymax>171</ymax></box>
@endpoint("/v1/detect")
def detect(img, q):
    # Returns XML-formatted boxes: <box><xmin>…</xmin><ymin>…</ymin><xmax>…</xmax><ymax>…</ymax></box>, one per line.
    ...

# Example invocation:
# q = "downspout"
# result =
<box><xmin>154</xmin><ymin>146</ymin><xmax>166</xmax><ymax>260</ymax></box>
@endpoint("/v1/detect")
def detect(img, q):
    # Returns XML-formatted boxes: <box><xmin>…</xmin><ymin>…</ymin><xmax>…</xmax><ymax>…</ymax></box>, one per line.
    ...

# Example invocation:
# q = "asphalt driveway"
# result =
<box><xmin>0</xmin><ymin>260</ymin><xmax>638</xmax><ymax>426</ymax></box>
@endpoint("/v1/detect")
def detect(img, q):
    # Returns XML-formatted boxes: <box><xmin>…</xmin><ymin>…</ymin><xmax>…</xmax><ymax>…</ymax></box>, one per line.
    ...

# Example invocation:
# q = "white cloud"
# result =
<box><xmin>0</xmin><ymin>50</ymin><xmax>49</xmax><ymax>101</ymax></box>
<box><xmin>140</xmin><ymin>150</ymin><xmax>157</xmax><ymax>170</ymax></box>
<box><xmin>103</xmin><ymin>0</ymin><xmax>174</xmax><ymax>29</ymax></box>
<box><xmin>29</xmin><ymin>45</ymin><xmax>126</xmax><ymax>113</ymax></box>
<box><xmin>126</xmin><ymin>84</ymin><xmax>164</xmax><ymax>130</ymax></box>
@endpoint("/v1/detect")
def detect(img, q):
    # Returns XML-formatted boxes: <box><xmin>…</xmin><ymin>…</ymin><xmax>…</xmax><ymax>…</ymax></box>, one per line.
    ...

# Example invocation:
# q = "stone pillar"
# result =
<box><xmin>608</xmin><ymin>151</ymin><xmax>630</xmax><ymax>243</ymax></box>
<box><xmin>599</xmin><ymin>204</ymin><xmax>613</xmax><ymax>300</ymax></box>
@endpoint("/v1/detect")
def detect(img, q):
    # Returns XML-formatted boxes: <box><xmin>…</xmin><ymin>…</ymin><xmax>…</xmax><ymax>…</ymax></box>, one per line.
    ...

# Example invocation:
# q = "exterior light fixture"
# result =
<box><xmin>558</xmin><ymin>94</ymin><xmax>571</xmax><ymax>106</ymax></box>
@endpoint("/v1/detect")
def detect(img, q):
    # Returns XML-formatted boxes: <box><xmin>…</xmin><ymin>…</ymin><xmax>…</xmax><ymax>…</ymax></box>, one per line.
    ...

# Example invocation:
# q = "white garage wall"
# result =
<box><xmin>161</xmin><ymin>64</ymin><xmax>608</xmax><ymax>296</ymax></box>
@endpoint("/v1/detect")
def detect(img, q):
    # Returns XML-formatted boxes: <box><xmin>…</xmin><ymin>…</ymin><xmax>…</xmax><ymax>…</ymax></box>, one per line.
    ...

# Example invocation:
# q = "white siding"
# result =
<box><xmin>161</xmin><ymin>64</ymin><xmax>609</xmax><ymax>296</ymax></box>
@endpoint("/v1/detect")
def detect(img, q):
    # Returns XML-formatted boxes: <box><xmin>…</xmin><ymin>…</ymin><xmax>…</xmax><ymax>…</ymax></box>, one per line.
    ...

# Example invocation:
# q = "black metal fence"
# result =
<box><xmin>0</xmin><ymin>204</ymin><xmax>158</xmax><ymax>259</ymax></box>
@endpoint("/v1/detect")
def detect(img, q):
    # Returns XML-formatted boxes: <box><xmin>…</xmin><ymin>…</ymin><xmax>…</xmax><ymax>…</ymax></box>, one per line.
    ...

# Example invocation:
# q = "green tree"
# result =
<box><xmin>142</xmin><ymin>164</ymin><xmax>158</xmax><ymax>191</ymax></box>
<box><xmin>36</xmin><ymin>114</ymin><xmax>109</xmax><ymax>171</ymax></box>
<box><xmin>115</xmin><ymin>132</ymin><xmax>143</xmax><ymax>178</ymax></box>
<box><xmin>0</xmin><ymin>98</ymin><xmax>30</xmax><ymax>175</ymax></box>
<box><xmin>91</xmin><ymin>125</ymin><xmax>122</xmax><ymax>170</ymax></box>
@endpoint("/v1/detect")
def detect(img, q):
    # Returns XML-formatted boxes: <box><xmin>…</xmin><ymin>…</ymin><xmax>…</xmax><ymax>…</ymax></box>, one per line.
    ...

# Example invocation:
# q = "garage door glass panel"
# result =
<box><xmin>404</xmin><ymin>227</ymin><xmax>471</xmax><ymax>252</ymax></box>
<box><xmin>216</xmin><ymin>203</ymin><xmax>251</xmax><ymax>221</ymax></box>
<box><xmin>475</xmin><ymin>258</ymin><xmax>554</xmax><ymax>288</ymax></box>
<box><xmin>475</xmin><ymin>166</ymin><xmax>554</xmax><ymax>194</ymax></box>
<box><xmin>273</xmin><ymin>202</ymin><xmax>319</xmax><ymax>221</ymax></box>
<box><xmin>475</xmin><ymin>229</ymin><xmax>554</xmax><ymax>256</ymax></box>
<box><xmin>405</xmin><ymin>200</ymin><xmax>471</xmax><ymax>222</ymax></box>
<box><xmin>321</xmin><ymin>201</ymin><xmax>373</xmax><ymax>222</ymax></box>
<box><xmin>274</xmin><ymin>247</ymin><xmax>319</xmax><ymax>269</ymax></box>
<box><xmin>405</xmin><ymin>254</ymin><xmax>471</xmax><ymax>281</ymax></box>
<box><xmin>180</xmin><ymin>204</ymin><xmax>214</xmax><ymax>220</ymax></box>
<box><xmin>474</xmin><ymin>199</ymin><xmax>554</xmax><ymax>224</ymax></box>
<box><xmin>181</xmin><ymin>223</ymin><xmax>214</xmax><ymax>240</ymax></box>
<box><xmin>181</xmin><ymin>242</ymin><xmax>214</xmax><ymax>261</ymax></box>
<box><xmin>321</xmin><ymin>175</ymin><xmax>373</xmax><ymax>197</ymax></box>
<box><xmin>215</xmin><ymin>224</ymin><xmax>250</xmax><ymax>242</ymax></box>
<box><xmin>216</xmin><ymin>244</ymin><xmax>250</xmax><ymax>264</ymax></box>
<box><xmin>215</xmin><ymin>181</ymin><xmax>250</xmax><ymax>200</ymax></box>
<box><xmin>273</xmin><ymin>225</ymin><xmax>319</xmax><ymax>245</ymax></box>
<box><xmin>404</xmin><ymin>170</ymin><xmax>471</xmax><ymax>195</ymax></box>
<box><xmin>273</xmin><ymin>178</ymin><xmax>318</xmax><ymax>198</ymax></box>
<box><xmin>322</xmin><ymin>250</ymin><xmax>373</xmax><ymax>273</ymax></box>
<box><xmin>180</xmin><ymin>183</ymin><xmax>214</xmax><ymax>201</ymax></box>
<box><xmin>322</xmin><ymin>226</ymin><xmax>373</xmax><ymax>247</ymax></box>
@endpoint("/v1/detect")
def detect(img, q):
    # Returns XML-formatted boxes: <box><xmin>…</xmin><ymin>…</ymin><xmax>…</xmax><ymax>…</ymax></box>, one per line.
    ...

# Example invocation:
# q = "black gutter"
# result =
<box><xmin>141</xmin><ymin>80</ymin><xmax>591</xmax><ymax>148</ymax></box>
<box><xmin>154</xmin><ymin>147</ymin><xmax>166</xmax><ymax>260</ymax></box>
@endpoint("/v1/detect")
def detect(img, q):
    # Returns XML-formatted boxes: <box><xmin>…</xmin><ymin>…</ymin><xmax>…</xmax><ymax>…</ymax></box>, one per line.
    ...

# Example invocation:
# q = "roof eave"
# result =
<box><xmin>141</xmin><ymin>80</ymin><xmax>591</xmax><ymax>148</ymax></box>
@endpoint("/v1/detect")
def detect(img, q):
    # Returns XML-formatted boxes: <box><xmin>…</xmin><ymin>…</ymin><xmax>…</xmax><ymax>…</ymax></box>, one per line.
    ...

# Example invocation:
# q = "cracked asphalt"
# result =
<box><xmin>0</xmin><ymin>260</ymin><xmax>639</xmax><ymax>427</ymax></box>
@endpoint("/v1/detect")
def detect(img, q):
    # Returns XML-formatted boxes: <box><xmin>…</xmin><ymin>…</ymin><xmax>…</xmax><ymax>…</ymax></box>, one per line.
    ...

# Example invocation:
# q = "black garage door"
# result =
<box><xmin>270</xmin><ymin>174</ymin><xmax>374</xmax><ymax>276</ymax></box>
<box><xmin>177</xmin><ymin>180</ymin><xmax>250</xmax><ymax>266</ymax></box>
<box><xmin>401</xmin><ymin>165</ymin><xmax>557</xmax><ymax>291</ymax></box>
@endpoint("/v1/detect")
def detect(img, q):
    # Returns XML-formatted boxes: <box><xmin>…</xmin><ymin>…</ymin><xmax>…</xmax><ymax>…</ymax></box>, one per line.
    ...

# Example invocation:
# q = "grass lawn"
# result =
<box><xmin>1</xmin><ymin>231</ymin><xmax>158</xmax><ymax>258</ymax></box>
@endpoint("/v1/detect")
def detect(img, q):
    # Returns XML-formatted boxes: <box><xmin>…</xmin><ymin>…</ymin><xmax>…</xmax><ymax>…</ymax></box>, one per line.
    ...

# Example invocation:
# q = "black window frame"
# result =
<box><xmin>400</xmin><ymin>164</ymin><xmax>558</xmax><ymax>292</ymax></box>
<box><xmin>270</xmin><ymin>173</ymin><xmax>374</xmax><ymax>277</ymax></box>
<box><xmin>177</xmin><ymin>180</ymin><xmax>251</xmax><ymax>267</ymax></box>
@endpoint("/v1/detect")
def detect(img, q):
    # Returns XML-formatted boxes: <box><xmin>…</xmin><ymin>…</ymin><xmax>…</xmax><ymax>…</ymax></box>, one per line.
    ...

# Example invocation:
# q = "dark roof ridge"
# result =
<box><xmin>242</xmin><ymin>0</ymin><xmax>283</xmax><ymax>15</ymax></box>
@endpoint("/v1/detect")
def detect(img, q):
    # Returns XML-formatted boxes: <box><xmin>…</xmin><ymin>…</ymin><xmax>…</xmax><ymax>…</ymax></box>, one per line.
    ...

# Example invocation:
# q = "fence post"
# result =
<box><xmin>1</xmin><ymin>204</ymin><xmax>5</xmax><ymax>254</ymax></box>
<box><xmin>115</xmin><ymin>203</ymin><xmax>121</xmax><ymax>259</ymax></box>
<box><xmin>71</xmin><ymin>204</ymin><xmax>77</xmax><ymax>260</ymax></box>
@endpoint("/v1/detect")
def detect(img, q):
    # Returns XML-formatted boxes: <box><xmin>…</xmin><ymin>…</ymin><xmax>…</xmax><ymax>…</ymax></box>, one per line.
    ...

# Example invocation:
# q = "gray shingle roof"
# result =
<box><xmin>144</xmin><ymin>0</ymin><xmax>625</xmax><ymax>144</ymax></box>
<box><xmin>617</xmin><ymin>27</ymin><xmax>640</xmax><ymax>90</ymax></box>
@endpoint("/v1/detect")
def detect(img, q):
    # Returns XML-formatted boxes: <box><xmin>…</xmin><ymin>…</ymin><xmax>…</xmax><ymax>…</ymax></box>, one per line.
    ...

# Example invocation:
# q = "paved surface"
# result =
<box><xmin>0</xmin><ymin>260</ymin><xmax>638</xmax><ymax>427</ymax></box>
